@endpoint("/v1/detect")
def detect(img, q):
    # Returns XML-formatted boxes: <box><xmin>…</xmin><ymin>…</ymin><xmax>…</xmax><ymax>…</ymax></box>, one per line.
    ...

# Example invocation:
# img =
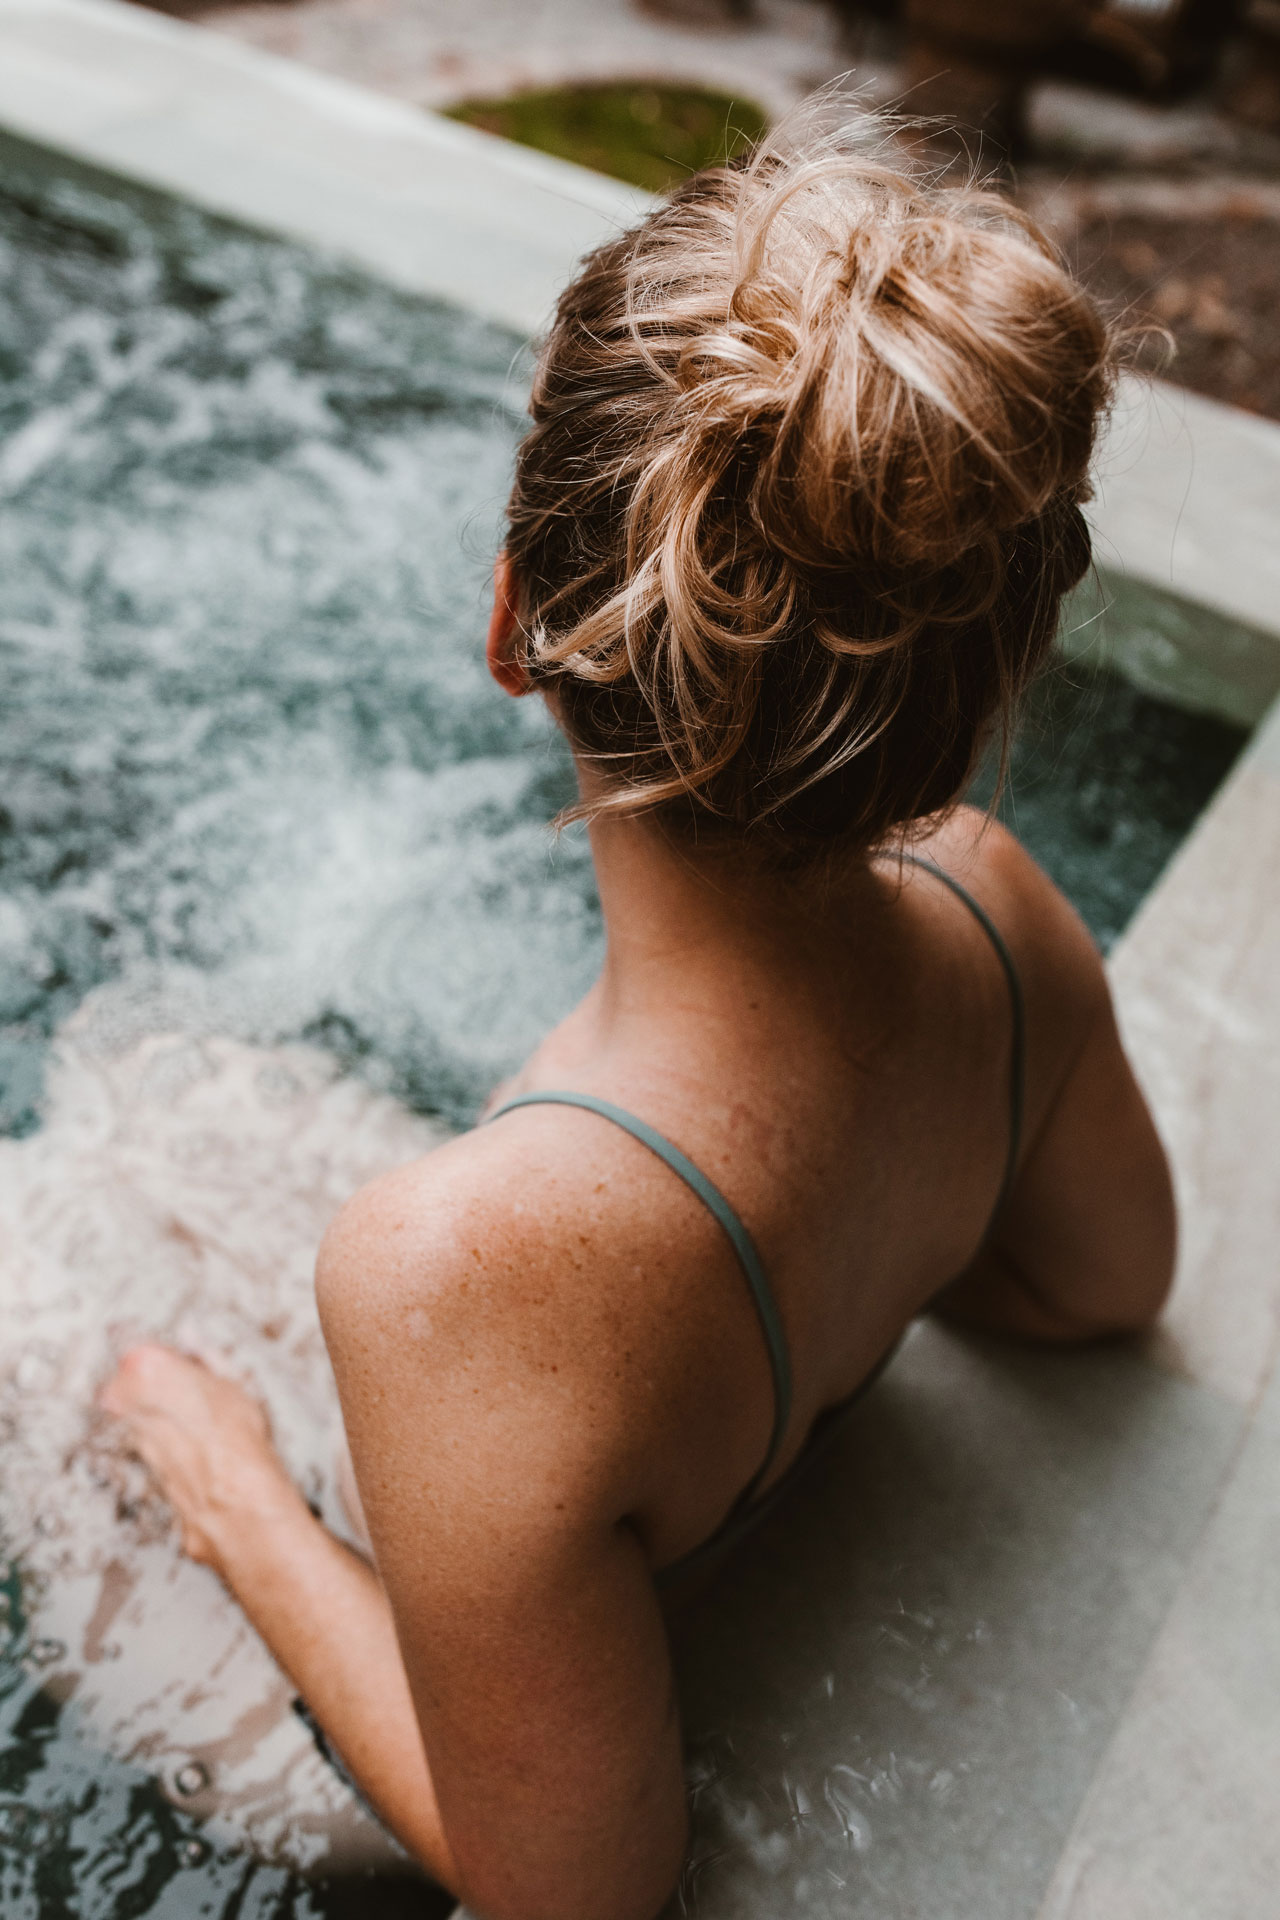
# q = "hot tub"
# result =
<box><xmin>1</xmin><ymin>12</ymin><xmax>1279</xmax><ymax>1916</ymax></box>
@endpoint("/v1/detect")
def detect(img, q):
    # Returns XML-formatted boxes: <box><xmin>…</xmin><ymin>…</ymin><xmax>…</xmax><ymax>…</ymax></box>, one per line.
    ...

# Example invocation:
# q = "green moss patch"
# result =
<box><xmin>446</xmin><ymin>81</ymin><xmax>769</xmax><ymax>192</ymax></box>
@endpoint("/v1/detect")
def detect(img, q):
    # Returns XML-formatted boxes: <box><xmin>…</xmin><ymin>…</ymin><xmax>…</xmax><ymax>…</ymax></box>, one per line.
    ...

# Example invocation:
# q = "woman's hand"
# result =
<box><xmin>99</xmin><ymin>1343</ymin><xmax>459</xmax><ymax>1884</ymax></box>
<box><xmin>100</xmin><ymin>1345</ymin><xmax>304</xmax><ymax>1571</ymax></box>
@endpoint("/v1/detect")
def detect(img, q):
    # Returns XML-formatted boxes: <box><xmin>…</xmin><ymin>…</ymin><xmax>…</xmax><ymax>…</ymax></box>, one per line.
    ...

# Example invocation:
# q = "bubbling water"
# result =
<box><xmin>0</xmin><ymin>129</ymin><xmax>603</xmax><ymax>1147</ymax></box>
<box><xmin>0</xmin><ymin>1018</ymin><xmax>447</xmax><ymax>1873</ymax></box>
<box><xmin>0</xmin><ymin>130</ymin><xmax>600</xmax><ymax>1908</ymax></box>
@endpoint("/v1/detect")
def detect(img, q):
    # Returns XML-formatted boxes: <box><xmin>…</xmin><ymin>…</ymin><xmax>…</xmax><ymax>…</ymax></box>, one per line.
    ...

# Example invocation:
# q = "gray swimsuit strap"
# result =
<box><xmin>486</xmin><ymin>1089</ymin><xmax>793</xmax><ymax>1505</ymax></box>
<box><xmin>899</xmin><ymin>853</ymin><xmax>1027</xmax><ymax>1227</ymax></box>
<box><xmin>485</xmin><ymin>859</ymin><xmax>1025</xmax><ymax>1561</ymax></box>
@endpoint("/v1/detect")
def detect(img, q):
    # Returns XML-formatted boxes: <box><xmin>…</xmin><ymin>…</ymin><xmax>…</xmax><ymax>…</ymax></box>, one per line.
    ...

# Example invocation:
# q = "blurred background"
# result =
<box><xmin>133</xmin><ymin>0</ymin><xmax>1280</xmax><ymax>423</ymax></box>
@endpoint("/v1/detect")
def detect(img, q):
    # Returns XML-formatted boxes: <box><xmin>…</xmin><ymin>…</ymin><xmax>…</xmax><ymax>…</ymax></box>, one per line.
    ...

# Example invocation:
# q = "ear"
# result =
<box><xmin>486</xmin><ymin>553</ymin><xmax>530</xmax><ymax>698</ymax></box>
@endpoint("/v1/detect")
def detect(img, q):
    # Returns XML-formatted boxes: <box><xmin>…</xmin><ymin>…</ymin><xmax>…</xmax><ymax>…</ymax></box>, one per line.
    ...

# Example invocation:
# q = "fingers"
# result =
<box><xmin>100</xmin><ymin>1344</ymin><xmax>171</xmax><ymax>1408</ymax></box>
<box><xmin>95</xmin><ymin>1343</ymin><xmax>295</xmax><ymax>1576</ymax></box>
<box><xmin>181</xmin><ymin>1525</ymin><xmax>216</xmax><ymax>1567</ymax></box>
<box><xmin>100</xmin><ymin>1345</ymin><xmax>216</xmax><ymax>1418</ymax></box>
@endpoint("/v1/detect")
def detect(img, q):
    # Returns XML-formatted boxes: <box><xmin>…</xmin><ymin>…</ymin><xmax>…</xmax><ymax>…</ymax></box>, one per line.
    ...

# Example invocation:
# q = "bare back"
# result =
<box><xmin>322</xmin><ymin>806</ymin><xmax>1169</xmax><ymax>1572</ymax></box>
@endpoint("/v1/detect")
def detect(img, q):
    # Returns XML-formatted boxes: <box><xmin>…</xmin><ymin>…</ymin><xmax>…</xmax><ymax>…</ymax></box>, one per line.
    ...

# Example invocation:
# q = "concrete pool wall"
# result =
<box><xmin>1</xmin><ymin>2</ymin><xmax>1279</xmax><ymax>1915</ymax></box>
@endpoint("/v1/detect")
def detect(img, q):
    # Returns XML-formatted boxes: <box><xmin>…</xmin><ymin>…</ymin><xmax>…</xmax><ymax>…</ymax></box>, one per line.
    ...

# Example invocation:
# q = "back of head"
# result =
<box><xmin>505</xmin><ymin>100</ymin><xmax>1114</xmax><ymax>862</ymax></box>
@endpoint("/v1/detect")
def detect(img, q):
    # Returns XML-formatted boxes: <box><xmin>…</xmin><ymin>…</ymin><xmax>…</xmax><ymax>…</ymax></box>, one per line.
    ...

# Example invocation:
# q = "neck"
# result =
<box><xmin>584</xmin><ymin>806</ymin><xmax>871</xmax><ymax>1013</ymax></box>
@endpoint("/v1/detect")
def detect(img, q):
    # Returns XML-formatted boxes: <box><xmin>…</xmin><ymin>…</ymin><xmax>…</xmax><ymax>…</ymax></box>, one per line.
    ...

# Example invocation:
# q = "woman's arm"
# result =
<box><xmin>103</xmin><ymin>1289</ymin><xmax>688</xmax><ymax>1920</ymax></box>
<box><xmin>315</xmin><ymin>1159</ymin><xmax>690</xmax><ymax>1920</ymax></box>
<box><xmin>100</xmin><ymin>1347</ymin><xmax>458</xmax><ymax>1879</ymax></box>
<box><xmin>105</xmin><ymin>1130</ymin><xmax>692</xmax><ymax>1920</ymax></box>
<box><xmin>934</xmin><ymin>872</ymin><xmax>1176</xmax><ymax>1342</ymax></box>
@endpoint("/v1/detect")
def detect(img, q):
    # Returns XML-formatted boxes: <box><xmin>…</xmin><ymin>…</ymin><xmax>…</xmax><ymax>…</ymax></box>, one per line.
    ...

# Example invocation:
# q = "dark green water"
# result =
<box><xmin>0</xmin><ymin>131</ymin><xmax>1248</xmax><ymax>1916</ymax></box>
<box><xmin>978</xmin><ymin>650</ymin><xmax>1245</xmax><ymax>935</ymax></box>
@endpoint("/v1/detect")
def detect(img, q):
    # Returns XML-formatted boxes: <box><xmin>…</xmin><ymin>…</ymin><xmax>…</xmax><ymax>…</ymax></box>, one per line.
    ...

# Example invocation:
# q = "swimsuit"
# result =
<box><xmin>486</xmin><ymin>855</ymin><xmax>1027</xmax><ymax>1585</ymax></box>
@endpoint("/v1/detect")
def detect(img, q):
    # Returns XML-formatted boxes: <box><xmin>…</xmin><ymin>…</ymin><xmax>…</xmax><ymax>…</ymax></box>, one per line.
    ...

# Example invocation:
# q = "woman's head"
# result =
<box><xmin>502</xmin><ymin>103</ymin><xmax>1114</xmax><ymax>862</ymax></box>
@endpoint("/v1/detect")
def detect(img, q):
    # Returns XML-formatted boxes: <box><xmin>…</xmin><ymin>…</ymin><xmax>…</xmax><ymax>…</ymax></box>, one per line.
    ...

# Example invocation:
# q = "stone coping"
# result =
<box><xmin>2</xmin><ymin>0</ymin><xmax>1280</xmax><ymax>654</ymax></box>
<box><xmin>0</xmin><ymin>0</ymin><xmax>649</xmax><ymax>335</ymax></box>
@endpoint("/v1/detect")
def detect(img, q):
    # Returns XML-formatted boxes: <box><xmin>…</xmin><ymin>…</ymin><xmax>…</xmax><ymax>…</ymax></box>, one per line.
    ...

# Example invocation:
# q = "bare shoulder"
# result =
<box><xmin>922</xmin><ymin>810</ymin><xmax>1176</xmax><ymax>1338</ymax></box>
<box><xmin>916</xmin><ymin>804</ymin><xmax>1110</xmax><ymax>1047</ymax></box>
<box><xmin>315</xmin><ymin>1128</ymin><xmax>521</xmax><ymax>1339</ymax></box>
<box><xmin>318</xmin><ymin>1136</ymin><xmax>691</xmax><ymax>1920</ymax></box>
<box><xmin>319</xmin><ymin>1119</ymin><xmax>687</xmax><ymax>1348</ymax></box>
<box><xmin>314</xmin><ymin>1114</ymin><xmax>725</xmax><ymax>1515</ymax></box>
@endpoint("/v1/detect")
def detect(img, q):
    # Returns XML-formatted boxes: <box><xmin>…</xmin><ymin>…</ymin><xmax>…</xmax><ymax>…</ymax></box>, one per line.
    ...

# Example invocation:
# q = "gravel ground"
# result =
<box><xmin>1019</xmin><ymin>87</ymin><xmax>1280</xmax><ymax>423</ymax></box>
<box><xmin>1064</xmin><ymin>197</ymin><xmax>1280</xmax><ymax>422</ymax></box>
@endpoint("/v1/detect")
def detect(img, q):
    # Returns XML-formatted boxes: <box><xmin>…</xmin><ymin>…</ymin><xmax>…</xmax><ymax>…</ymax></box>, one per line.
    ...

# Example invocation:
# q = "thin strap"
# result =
<box><xmin>485</xmin><ymin>1090</ymin><xmax>792</xmax><ymax>1501</ymax></box>
<box><xmin>899</xmin><ymin>854</ymin><xmax>1026</xmax><ymax>1230</ymax></box>
<box><xmin>655</xmin><ymin>1328</ymin><xmax>904</xmax><ymax>1587</ymax></box>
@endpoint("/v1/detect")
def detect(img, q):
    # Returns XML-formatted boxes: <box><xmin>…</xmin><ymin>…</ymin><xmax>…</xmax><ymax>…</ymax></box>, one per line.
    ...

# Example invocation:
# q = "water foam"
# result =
<box><xmin>0</xmin><ymin>1019</ymin><xmax>445</xmax><ymax>1873</ymax></box>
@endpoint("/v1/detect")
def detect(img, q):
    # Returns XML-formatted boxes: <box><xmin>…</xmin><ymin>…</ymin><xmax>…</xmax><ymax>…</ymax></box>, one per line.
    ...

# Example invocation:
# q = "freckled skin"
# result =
<box><xmin>102</xmin><ymin>564</ymin><xmax>1175</xmax><ymax>1920</ymax></box>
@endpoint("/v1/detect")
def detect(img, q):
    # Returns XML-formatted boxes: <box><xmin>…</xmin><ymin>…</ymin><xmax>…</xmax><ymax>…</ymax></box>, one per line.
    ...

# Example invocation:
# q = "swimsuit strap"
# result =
<box><xmin>485</xmin><ymin>1090</ymin><xmax>793</xmax><ymax>1502</ymax></box>
<box><xmin>485</xmin><ymin>861</ymin><xmax>1025</xmax><ymax>1538</ymax></box>
<box><xmin>898</xmin><ymin>853</ymin><xmax>1027</xmax><ymax>1232</ymax></box>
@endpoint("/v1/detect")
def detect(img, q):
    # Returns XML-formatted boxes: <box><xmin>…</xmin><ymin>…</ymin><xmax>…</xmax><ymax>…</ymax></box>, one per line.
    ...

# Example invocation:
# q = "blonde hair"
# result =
<box><xmin>505</xmin><ymin>102</ymin><xmax>1114</xmax><ymax>860</ymax></box>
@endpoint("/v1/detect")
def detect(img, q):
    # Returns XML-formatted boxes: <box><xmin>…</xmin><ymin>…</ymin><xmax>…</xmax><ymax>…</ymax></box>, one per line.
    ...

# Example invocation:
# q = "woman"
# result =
<box><xmin>102</xmin><ymin>110</ymin><xmax>1175</xmax><ymax>1920</ymax></box>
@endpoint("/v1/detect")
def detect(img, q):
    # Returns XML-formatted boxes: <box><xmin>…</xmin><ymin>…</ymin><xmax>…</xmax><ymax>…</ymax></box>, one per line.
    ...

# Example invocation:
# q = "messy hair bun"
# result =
<box><xmin>505</xmin><ymin>102</ymin><xmax>1114</xmax><ymax>859</ymax></box>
